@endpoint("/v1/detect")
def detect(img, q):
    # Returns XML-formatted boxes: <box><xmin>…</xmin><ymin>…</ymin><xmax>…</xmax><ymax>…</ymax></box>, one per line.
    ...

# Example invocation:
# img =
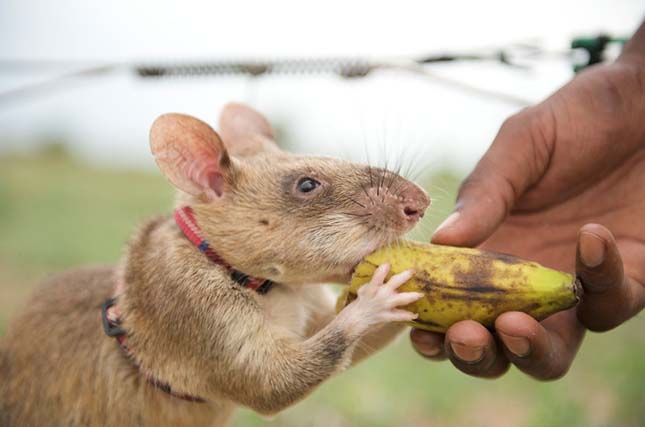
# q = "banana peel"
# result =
<box><xmin>339</xmin><ymin>240</ymin><xmax>581</xmax><ymax>332</ymax></box>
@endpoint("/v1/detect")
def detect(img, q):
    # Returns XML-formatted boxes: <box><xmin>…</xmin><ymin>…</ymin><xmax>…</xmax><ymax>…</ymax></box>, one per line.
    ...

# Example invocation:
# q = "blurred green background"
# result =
<box><xmin>0</xmin><ymin>148</ymin><xmax>643</xmax><ymax>427</ymax></box>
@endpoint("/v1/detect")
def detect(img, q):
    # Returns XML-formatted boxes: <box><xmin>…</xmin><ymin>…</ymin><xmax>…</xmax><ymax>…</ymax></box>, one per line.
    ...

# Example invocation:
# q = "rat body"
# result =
<box><xmin>0</xmin><ymin>104</ymin><xmax>429</xmax><ymax>427</ymax></box>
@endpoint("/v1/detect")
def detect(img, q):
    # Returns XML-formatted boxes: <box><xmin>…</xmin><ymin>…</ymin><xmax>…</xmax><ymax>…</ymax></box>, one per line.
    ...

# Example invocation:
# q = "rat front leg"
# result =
<box><xmin>349</xmin><ymin>322</ymin><xmax>407</xmax><ymax>364</ymax></box>
<box><xmin>207</xmin><ymin>264</ymin><xmax>421</xmax><ymax>415</ymax></box>
<box><xmin>304</xmin><ymin>285</ymin><xmax>409</xmax><ymax>365</ymax></box>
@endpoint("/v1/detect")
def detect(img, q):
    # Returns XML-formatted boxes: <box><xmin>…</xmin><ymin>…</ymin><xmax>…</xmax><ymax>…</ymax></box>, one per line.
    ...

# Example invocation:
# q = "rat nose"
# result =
<box><xmin>403</xmin><ymin>205</ymin><xmax>424</xmax><ymax>222</ymax></box>
<box><xmin>400</xmin><ymin>185</ymin><xmax>430</xmax><ymax>223</ymax></box>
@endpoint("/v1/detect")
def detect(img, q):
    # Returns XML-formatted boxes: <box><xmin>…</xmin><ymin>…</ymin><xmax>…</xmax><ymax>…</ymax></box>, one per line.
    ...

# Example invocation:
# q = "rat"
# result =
<box><xmin>0</xmin><ymin>103</ymin><xmax>430</xmax><ymax>427</ymax></box>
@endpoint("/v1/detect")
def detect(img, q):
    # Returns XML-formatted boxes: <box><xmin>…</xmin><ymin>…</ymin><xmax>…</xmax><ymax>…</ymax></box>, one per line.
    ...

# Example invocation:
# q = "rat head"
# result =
<box><xmin>150</xmin><ymin>103</ymin><xmax>429</xmax><ymax>284</ymax></box>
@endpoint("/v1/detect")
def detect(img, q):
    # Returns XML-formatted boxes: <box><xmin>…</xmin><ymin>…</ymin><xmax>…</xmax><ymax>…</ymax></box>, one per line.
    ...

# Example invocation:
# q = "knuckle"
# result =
<box><xmin>376</xmin><ymin>288</ymin><xmax>390</xmax><ymax>299</ymax></box>
<box><xmin>358</xmin><ymin>285</ymin><xmax>372</xmax><ymax>296</ymax></box>
<box><xmin>499</xmin><ymin>110</ymin><xmax>528</xmax><ymax>134</ymax></box>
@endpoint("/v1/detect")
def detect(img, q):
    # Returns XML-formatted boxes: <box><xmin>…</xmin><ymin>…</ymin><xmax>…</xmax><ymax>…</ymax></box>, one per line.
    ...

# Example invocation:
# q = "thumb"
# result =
<box><xmin>432</xmin><ymin>107</ymin><xmax>553</xmax><ymax>247</ymax></box>
<box><xmin>576</xmin><ymin>223</ymin><xmax>645</xmax><ymax>332</ymax></box>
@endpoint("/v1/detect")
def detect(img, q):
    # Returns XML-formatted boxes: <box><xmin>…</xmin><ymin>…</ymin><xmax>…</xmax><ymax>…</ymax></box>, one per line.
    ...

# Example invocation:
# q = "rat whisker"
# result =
<box><xmin>359</xmin><ymin>183</ymin><xmax>375</xmax><ymax>206</ymax></box>
<box><xmin>426</xmin><ymin>182</ymin><xmax>454</xmax><ymax>198</ymax></box>
<box><xmin>361</xmin><ymin>127</ymin><xmax>376</xmax><ymax>192</ymax></box>
<box><xmin>343</xmin><ymin>196</ymin><xmax>366</xmax><ymax>209</ymax></box>
<box><xmin>401</xmin><ymin>142</ymin><xmax>426</xmax><ymax>182</ymax></box>
<box><xmin>340</xmin><ymin>212</ymin><xmax>372</xmax><ymax>218</ymax></box>
<box><xmin>385</xmin><ymin>160</ymin><xmax>402</xmax><ymax>195</ymax></box>
<box><xmin>388</xmin><ymin>180</ymin><xmax>403</xmax><ymax>198</ymax></box>
<box><xmin>396</xmin><ymin>144</ymin><xmax>411</xmax><ymax>180</ymax></box>
<box><xmin>376</xmin><ymin>166</ymin><xmax>387</xmax><ymax>195</ymax></box>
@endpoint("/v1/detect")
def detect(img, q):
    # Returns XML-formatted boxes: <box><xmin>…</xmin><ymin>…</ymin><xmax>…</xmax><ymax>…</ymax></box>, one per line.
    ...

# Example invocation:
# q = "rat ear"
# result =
<box><xmin>150</xmin><ymin>113</ymin><xmax>231</xmax><ymax>201</ymax></box>
<box><xmin>218</xmin><ymin>102</ymin><xmax>280</xmax><ymax>157</ymax></box>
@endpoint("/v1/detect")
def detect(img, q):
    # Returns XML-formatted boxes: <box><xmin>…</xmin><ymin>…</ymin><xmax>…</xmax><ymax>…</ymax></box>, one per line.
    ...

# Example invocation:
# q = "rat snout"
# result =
<box><xmin>399</xmin><ymin>184</ymin><xmax>430</xmax><ymax>224</ymax></box>
<box><xmin>354</xmin><ymin>169</ymin><xmax>430</xmax><ymax>235</ymax></box>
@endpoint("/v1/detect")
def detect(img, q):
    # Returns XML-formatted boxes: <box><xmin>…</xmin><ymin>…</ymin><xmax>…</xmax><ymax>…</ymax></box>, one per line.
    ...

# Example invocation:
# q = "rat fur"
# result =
<box><xmin>0</xmin><ymin>103</ymin><xmax>430</xmax><ymax>427</ymax></box>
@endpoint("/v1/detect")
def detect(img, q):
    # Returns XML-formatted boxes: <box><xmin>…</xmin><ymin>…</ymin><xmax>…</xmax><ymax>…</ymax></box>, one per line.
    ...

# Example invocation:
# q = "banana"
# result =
<box><xmin>340</xmin><ymin>240</ymin><xmax>581</xmax><ymax>332</ymax></box>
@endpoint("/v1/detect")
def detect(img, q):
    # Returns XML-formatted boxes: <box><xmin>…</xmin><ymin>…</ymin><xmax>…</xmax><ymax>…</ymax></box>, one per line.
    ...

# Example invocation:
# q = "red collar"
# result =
<box><xmin>101</xmin><ymin>206</ymin><xmax>274</xmax><ymax>403</ymax></box>
<box><xmin>174</xmin><ymin>206</ymin><xmax>274</xmax><ymax>294</ymax></box>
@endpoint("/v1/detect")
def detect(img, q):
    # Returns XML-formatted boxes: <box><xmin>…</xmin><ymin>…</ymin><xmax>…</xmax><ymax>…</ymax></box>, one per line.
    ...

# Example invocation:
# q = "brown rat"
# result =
<box><xmin>0</xmin><ymin>103</ymin><xmax>430</xmax><ymax>427</ymax></box>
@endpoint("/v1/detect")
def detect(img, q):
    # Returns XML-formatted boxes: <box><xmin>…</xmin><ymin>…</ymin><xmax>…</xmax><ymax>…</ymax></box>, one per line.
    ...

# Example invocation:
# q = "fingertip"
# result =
<box><xmin>575</xmin><ymin>224</ymin><xmax>642</xmax><ymax>331</ymax></box>
<box><xmin>578</xmin><ymin>223</ymin><xmax>614</xmax><ymax>244</ymax></box>
<box><xmin>445</xmin><ymin>320</ymin><xmax>491</xmax><ymax>345</ymax></box>
<box><xmin>578</xmin><ymin>225</ymin><xmax>611</xmax><ymax>269</ymax></box>
<box><xmin>445</xmin><ymin>320</ymin><xmax>491</xmax><ymax>363</ymax></box>
<box><xmin>431</xmin><ymin>211</ymin><xmax>460</xmax><ymax>241</ymax></box>
<box><xmin>495</xmin><ymin>311</ymin><xmax>581</xmax><ymax>380</ymax></box>
<box><xmin>495</xmin><ymin>312</ymin><xmax>539</xmax><ymax>358</ymax></box>
<box><xmin>395</xmin><ymin>269</ymin><xmax>415</xmax><ymax>279</ymax></box>
<box><xmin>444</xmin><ymin>320</ymin><xmax>509</xmax><ymax>376</ymax></box>
<box><xmin>371</xmin><ymin>263</ymin><xmax>391</xmax><ymax>284</ymax></box>
<box><xmin>410</xmin><ymin>328</ymin><xmax>445</xmax><ymax>359</ymax></box>
<box><xmin>430</xmin><ymin>205</ymin><xmax>497</xmax><ymax>248</ymax></box>
<box><xmin>390</xmin><ymin>309</ymin><xmax>417</xmax><ymax>323</ymax></box>
<box><xmin>431</xmin><ymin>211</ymin><xmax>475</xmax><ymax>247</ymax></box>
<box><xmin>495</xmin><ymin>311</ymin><xmax>539</xmax><ymax>337</ymax></box>
<box><xmin>576</xmin><ymin>223</ymin><xmax>627</xmax><ymax>297</ymax></box>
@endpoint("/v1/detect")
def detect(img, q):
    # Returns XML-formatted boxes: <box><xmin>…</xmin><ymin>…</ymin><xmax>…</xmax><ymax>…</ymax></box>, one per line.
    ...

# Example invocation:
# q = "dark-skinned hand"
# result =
<box><xmin>410</xmin><ymin>24</ymin><xmax>645</xmax><ymax>380</ymax></box>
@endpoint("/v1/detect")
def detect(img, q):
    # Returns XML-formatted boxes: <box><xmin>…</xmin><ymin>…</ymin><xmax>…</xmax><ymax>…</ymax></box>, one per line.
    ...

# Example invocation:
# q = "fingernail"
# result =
<box><xmin>433</xmin><ymin>211</ymin><xmax>460</xmax><ymax>236</ymax></box>
<box><xmin>498</xmin><ymin>332</ymin><xmax>531</xmax><ymax>357</ymax></box>
<box><xmin>580</xmin><ymin>232</ymin><xmax>605</xmax><ymax>268</ymax></box>
<box><xmin>413</xmin><ymin>335</ymin><xmax>441</xmax><ymax>357</ymax></box>
<box><xmin>449</xmin><ymin>342</ymin><xmax>484</xmax><ymax>363</ymax></box>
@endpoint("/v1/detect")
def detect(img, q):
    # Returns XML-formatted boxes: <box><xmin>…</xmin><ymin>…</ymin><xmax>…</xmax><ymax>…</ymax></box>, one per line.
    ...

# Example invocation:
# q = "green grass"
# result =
<box><xmin>0</xmin><ymin>150</ymin><xmax>643</xmax><ymax>427</ymax></box>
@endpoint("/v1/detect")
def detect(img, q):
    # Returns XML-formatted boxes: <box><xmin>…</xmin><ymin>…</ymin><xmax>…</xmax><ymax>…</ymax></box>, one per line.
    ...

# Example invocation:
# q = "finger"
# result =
<box><xmin>384</xmin><ymin>269</ymin><xmax>415</xmax><ymax>290</ymax></box>
<box><xmin>431</xmin><ymin>108</ymin><xmax>554</xmax><ymax>247</ymax></box>
<box><xmin>384</xmin><ymin>309</ymin><xmax>418</xmax><ymax>323</ymax></box>
<box><xmin>444</xmin><ymin>320</ymin><xmax>510</xmax><ymax>378</ymax></box>
<box><xmin>495</xmin><ymin>310</ymin><xmax>584</xmax><ymax>380</ymax></box>
<box><xmin>410</xmin><ymin>329</ymin><xmax>447</xmax><ymax>360</ymax></box>
<box><xmin>390</xmin><ymin>292</ymin><xmax>424</xmax><ymax>307</ymax></box>
<box><xmin>576</xmin><ymin>224</ymin><xmax>645</xmax><ymax>331</ymax></box>
<box><xmin>369</xmin><ymin>263</ymin><xmax>391</xmax><ymax>286</ymax></box>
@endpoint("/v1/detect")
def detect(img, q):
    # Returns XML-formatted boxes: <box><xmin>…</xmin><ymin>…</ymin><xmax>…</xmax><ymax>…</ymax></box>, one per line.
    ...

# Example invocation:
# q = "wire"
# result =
<box><xmin>2</xmin><ymin>37</ymin><xmax>615</xmax><ymax>107</ymax></box>
<box><xmin>0</xmin><ymin>63</ymin><xmax>123</xmax><ymax>105</ymax></box>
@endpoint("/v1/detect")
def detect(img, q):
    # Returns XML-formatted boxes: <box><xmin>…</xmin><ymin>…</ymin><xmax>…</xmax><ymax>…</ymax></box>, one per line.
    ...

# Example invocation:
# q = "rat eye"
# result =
<box><xmin>297</xmin><ymin>177</ymin><xmax>321</xmax><ymax>193</ymax></box>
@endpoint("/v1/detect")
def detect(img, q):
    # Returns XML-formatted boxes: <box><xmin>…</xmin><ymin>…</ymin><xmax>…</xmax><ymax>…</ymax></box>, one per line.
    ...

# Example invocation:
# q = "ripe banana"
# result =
<box><xmin>340</xmin><ymin>240</ymin><xmax>581</xmax><ymax>332</ymax></box>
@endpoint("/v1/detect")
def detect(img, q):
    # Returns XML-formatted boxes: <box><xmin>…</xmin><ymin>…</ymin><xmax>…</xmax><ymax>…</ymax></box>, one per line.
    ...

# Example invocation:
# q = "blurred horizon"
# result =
<box><xmin>1</xmin><ymin>1</ymin><xmax>643</xmax><ymax>174</ymax></box>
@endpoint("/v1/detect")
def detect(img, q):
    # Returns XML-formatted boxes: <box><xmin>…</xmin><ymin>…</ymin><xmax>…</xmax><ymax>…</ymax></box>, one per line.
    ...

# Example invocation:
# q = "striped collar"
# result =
<box><xmin>100</xmin><ymin>206</ymin><xmax>275</xmax><ymax>403</ymax></box>
<box><xmin>174</xmin><ymin>206</ymin><xmax>274</xmax><ymax>294</ymax></box>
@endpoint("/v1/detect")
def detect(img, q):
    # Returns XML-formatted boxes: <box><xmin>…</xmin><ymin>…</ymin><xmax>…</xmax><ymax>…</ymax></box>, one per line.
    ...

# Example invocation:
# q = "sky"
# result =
<box><xmin>0</xmin><ymin>0</ymin><xmax>643</xmax><ymax>173</ymax></box>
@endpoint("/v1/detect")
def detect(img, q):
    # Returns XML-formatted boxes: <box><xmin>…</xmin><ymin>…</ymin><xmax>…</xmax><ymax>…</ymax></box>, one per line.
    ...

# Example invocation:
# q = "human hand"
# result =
<box><xmin>411</xmin><ymin>36</ymin><xmax>645</xmax><ymax>379</ymax></box>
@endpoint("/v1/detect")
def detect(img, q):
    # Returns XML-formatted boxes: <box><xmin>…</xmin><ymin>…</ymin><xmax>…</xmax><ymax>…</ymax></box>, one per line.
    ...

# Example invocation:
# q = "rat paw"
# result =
<box><xmin>342</xmin><ymin>263</ymin><xmax>423</xmax><ymax>333</ymax></box>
